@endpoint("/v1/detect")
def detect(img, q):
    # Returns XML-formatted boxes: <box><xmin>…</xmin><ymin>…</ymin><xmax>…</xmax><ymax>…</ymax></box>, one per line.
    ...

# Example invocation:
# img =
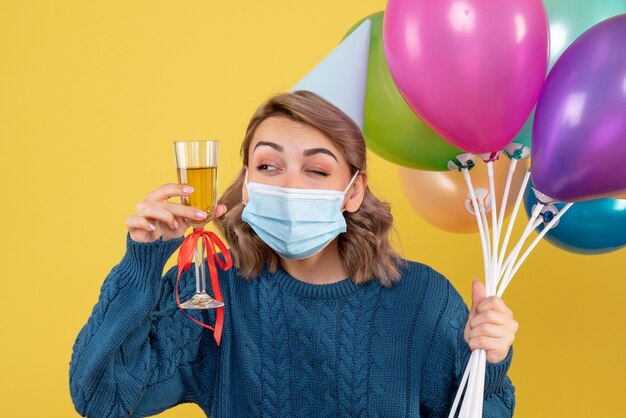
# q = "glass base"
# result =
<box><xmin>180</xmin><ymin>292</ymin><xmax>224</xmax><ymax>310</ymax></box>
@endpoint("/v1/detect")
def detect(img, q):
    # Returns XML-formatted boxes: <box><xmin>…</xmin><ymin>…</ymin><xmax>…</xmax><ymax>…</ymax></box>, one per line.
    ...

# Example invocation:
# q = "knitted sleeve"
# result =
<box><xmin>69</xmin><ymin>233</ymin><xmax>219</xmax><ymax>417</ymax></box>
<box><xmin>420</xmin><ymin>274</ymin><xmax>516</xmax><ymax>418</ymax></box>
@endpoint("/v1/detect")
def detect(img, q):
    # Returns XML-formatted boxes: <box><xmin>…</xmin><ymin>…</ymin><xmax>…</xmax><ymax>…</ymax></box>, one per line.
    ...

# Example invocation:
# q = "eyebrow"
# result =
<box><xmin>303</xmin><ymin>147</ymin><xmax>338</xmax><ymax>162</ymax></box>
<box><xmin>253</xmin><ymin>140</ymin><xmax>338</xmax><ymax>162</ymax></box>
<box><xmin>254</xmin><ymin>141</ymin><xmax>284</xmax><ymax>152</ymax></box>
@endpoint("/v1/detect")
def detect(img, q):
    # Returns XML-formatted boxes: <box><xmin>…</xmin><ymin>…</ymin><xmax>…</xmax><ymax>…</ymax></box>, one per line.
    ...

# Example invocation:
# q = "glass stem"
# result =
<box><xmin>194</xmin><ymin>234</ymin><xmax>207</xmax><ymax>294</ymax></box>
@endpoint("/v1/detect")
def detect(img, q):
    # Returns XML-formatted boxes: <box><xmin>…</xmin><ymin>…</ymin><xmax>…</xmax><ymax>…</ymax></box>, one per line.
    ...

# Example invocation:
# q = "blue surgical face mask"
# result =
<box><xmin>241</xmin><ymin>168</ymin><xmax>360</xmax><ymax>260</ymax></box>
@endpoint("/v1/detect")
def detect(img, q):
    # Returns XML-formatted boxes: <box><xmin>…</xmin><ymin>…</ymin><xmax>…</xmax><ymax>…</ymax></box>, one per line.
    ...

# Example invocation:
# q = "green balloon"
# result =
<box><xmin>344</xmin><ymin>12</ymin><xmax>462</xmax><ymax>171</ymax></box>
<box><xmin>514</xmin><ymin>0</ymin><xmax>626</xmax><ymax>150</ymax></box>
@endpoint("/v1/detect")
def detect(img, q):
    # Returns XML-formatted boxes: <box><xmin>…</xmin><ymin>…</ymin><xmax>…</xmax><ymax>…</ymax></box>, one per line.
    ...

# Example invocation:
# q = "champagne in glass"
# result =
<box><xmin>177</xmin><ymin>166</ymin><xmax>218</xmax><ymax>226</ymax></box>
<box><xmin>174</xmin><ymin>140</ymin><xmax>223</xmax><ymax>309</ymax></box>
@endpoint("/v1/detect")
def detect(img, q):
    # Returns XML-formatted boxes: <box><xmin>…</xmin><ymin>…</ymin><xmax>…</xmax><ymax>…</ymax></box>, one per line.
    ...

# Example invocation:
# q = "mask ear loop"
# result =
<box><xmin>242</xmin><ymin>166</ymin><xmax>249</xmax><ymax>205</ymax></box>
<box><xmin>341</xmin><ymin>170</ymin><xmax>361</xmax><ymax>212</ymax></box>
<box><xmin>344</xmin><ymin>170</ymin><xmax>360</xmax><ymax>193</ymax></box>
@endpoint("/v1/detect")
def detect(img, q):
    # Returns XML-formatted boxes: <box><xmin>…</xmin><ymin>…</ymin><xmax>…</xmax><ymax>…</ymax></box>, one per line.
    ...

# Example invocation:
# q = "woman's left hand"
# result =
<box><xmin>464</xmin><ymin>279</ymin><xmax>518</xmax><ymax>364</ymax></box>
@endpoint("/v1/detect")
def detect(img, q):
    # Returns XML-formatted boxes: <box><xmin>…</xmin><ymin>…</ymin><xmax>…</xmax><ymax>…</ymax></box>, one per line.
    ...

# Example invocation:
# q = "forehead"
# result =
<box><xmin>250</xmin><ymin>116</ymin><xmax>340</xmax><ymax>152</ymax></box>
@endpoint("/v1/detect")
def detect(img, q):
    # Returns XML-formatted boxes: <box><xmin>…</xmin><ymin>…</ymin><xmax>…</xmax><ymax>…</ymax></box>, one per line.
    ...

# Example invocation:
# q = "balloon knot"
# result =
<box><xmin>448</xmin><ymin>158</ymin><xmax>475</xmax><ymax>172</ymax></box>
<box><xmin>504</xmin><ymin>144</ymin><xmax>531</xmax><ymax>160</ymax></box>
<box><xmin>482</xmin><ymin>151</ymin><xmax>500</xmax><ymax>163</ymax></box>
<box><xmin>504</xmin><ymin>149</ymin><xmax>523</xmax><ymax>159</ymax></box>
<box><xmin>449</xmin><ymin>152</ymin><xmax>476</xmax><ymax>171</ymax></box>
<box><xmin>542</xmin><ymin>210</ymin><xmax>555</xmax><ymax>223</ymax></box>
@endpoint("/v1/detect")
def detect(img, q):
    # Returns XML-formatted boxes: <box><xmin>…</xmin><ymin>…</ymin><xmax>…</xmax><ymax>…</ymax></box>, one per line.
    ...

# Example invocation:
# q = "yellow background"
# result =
<box><xmin>1</xmin><ymin>1</ymin><xmax>624</xmax><ymax>417</ymax></box>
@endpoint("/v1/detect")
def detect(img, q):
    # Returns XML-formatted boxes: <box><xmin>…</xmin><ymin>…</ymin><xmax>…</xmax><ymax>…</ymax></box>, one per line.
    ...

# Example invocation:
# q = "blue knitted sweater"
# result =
<box><xmin>69</xmin><ymin>234</ymin><xmax>515</xmax><ymax>417</ymax></box>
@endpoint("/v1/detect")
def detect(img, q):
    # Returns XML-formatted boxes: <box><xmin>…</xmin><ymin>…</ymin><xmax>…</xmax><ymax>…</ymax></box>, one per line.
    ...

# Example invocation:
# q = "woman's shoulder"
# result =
<box><xmin>389</xmin><ymin>258</ymin><xmax>465</xmax><ymax>309</ymax></box>
<box><xmin>390</xmin><ymin>258</ymin><xmax>469</xmax><ymax>330</ymax></box>
<box><xmin>394</xmin><ymin>258</ymin><xmax>452</xmax><ymax>290</ymax></box>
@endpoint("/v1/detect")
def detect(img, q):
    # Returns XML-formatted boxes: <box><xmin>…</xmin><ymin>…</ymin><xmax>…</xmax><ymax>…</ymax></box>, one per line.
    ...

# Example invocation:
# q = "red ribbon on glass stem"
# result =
<box><xmin>176</xmin><ymin>228</ymin><xmax>232</xmax><ymax>346</ymax></box>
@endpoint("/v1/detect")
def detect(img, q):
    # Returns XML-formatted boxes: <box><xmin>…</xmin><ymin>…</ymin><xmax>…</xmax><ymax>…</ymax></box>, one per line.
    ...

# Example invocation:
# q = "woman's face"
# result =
<box><xmin>243</xmin><ymin>115</ymin><xmax>366</xmax><ymax>211</ymax></box>
<box><xmin>246</xmin><ymin>116</ymin><xmax>353</xmax><ymax>189</ymax></box>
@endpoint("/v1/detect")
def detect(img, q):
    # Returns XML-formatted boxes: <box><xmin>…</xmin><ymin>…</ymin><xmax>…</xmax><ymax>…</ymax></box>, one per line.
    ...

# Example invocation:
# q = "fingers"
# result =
<box><xmin>470</xmin><ymin>279</ymin><xmax>486</xmax><ymax>314</ymax></box>
<box><xmin>486</xmin><ymin>350</ymin><xmax>510</xmax><ymax>364</ymax></box>
<box><xmin>467</xmin><ymin>335</ymin><xmax>515</xmax><ymax>364</ymax></box>
<box><xmin>137</xmin><ymin>202</ymin><xmax>208</xmax><ymax>226</ymax></box>
<box><xmin>126</xmin><ymin>215</ymin><xmax>156</xmax><ymax>232</ymax></box>
<box><xmin>467</xmin><ymin>335</ymin><xmax>503</xmax><ymax>352</ymax></box>
<box><xmin>130</xmin><ymin>185</ymin><xmax>226</xmax><ymax>243</ymax></box>
<box><xmin>466</xmin><ymin>313</ymin><xmax>518</xmax><ymax>362</ymax></box>
<box><xmin>468</xmin><ymin>322</ymin><xmax>511</xmax><ymax>340</ymax></box>
<box><xmin>466</xmin><ymin>296</ymin><xmax>518</xmax><ymax>338</ymax></box>
<box><xmin>470</xmin><ymin>309</ymin><xmax>508</xmax><ymax>328</ymax></box>
<box><xmin>145</xmin><ymin>183</ymin><xmax>194</xmax><ymax>203</ymax></box>
<box><xmin>212</xmin><ymin>204</ymin><xmax>228</xmax><ymax>220</ymax></box>
<box><xmin>476</xmin><ymin>296</ymin><xmax>512</xmax><ymax>316</ymax></box>
<box><xmin>466</xmin><ymin>289</ymin><xmax>518</xmax><ymax>364</ymax></box>
<box><xmin>136</xmin><ymin>204</ymin><xmax>180</xmax><ymax>230</ymax></box>
<box><xmin>160</xmin><ymin>202</ymin><xmax>209</xmax><ymax>222</ymax></box>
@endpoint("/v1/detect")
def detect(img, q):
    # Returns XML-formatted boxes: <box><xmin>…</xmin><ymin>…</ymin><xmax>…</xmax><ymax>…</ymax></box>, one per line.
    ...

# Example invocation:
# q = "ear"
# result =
<box><xmin>241</xmin><ymin>167</ymin><xmax>249</xmax><ymax>205</ymax></box>
<box><xmin>343</xmin><ymin>171</ymin><xmax>367</xmax><ymax>213</ymax></box>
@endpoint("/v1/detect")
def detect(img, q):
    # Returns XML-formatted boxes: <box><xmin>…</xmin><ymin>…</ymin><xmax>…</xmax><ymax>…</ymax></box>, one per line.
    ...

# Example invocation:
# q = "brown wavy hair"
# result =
<box><xmin>213</xmin><ymin>90</ymin><xmax>404</xmax><ymax>287</ymax></box>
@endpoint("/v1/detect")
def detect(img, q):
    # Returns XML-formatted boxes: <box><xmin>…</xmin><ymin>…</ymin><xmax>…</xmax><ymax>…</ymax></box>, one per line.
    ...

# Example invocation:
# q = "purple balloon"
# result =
<box><xmin>532</xmin><ymin>14</ymin><xmax>626</xmax><ymax>202</ymax></box>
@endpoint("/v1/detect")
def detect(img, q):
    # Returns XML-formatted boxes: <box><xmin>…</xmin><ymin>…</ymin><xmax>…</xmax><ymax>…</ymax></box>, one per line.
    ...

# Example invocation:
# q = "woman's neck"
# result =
<box><xmin>279</xmin><ymin>238</ymin><xmax>348</xmax><ymax>285</ymax></box>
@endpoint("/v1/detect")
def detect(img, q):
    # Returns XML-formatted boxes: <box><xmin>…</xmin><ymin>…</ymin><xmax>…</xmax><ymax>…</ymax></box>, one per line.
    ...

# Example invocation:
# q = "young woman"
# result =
<box><xmin>70</xmin><ymin>90</ymin><xmax>517</xmax><ymax>417</ymax></box>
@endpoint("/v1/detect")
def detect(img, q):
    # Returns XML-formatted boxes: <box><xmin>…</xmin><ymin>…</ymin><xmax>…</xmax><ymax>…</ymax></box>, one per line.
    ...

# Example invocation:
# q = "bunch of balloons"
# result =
<box><xmin>341</xmin><ymin>1</ymin><xmax>626</xmax><ymax>417</ymax></box>
<box><xmin>345</xmin><ymin>1</ymin><xmax>626</xmax><ymax>250</ymax></box>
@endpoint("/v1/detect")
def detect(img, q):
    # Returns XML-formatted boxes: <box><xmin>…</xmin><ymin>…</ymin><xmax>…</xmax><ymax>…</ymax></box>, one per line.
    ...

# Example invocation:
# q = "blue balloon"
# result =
<box><xmin>524</xmin><ymin>180</ymin><xmax>626</xmax><ymax>254</ymax></box>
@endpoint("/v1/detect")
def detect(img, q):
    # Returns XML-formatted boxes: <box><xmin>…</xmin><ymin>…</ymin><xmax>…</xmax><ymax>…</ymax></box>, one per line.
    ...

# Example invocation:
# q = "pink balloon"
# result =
<box><xmin>383</xmin><ymin>0</ymin><xmax>549</xmax><ymax>154</ymax></box>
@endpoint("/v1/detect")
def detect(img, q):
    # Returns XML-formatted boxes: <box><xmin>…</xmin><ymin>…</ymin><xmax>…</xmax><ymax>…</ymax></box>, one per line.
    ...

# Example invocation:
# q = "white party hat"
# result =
<box><xmin>289</xmin><ymin>19</ymin><xmax>371</xmax><ymax>131</ymax></box>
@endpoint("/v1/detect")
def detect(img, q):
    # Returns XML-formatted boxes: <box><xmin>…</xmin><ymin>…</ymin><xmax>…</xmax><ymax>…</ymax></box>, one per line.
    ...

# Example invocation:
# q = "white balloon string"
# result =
<box><xmin>497</xmin><ymin>203</ymin><xmax>574</xmax><ymax>297</ymax></box>
<box><xmin>470</xmin><ymin>160</ymin><xmax>499</xmax><ymax>418</ymax></box>
<box><xmin>496</xmin><ymin>201</ymin><xmax>544</xmax><ymax>286</ymax></box>
<box><xmin>497</xmin><ymin>218</ymin><xmax>539</xmax><ymax>286</ymax></box>
<box><xmin>454</xmin><ymin>167</ymin><xmax>492</xmax><ymax>418</ymax></box>
<box><xmin>457</xmin><ymin>159</ymin><xmax>519</xmax><ymax>418</ymax></box>
<box><xmin>493</xmin><ymin>158</ymin><xmax>518</xmax><ymax>283</ymax></box>
<box><xmin>496</xmin><ymin>215</ymin><xmax>543</xmax><ymax>294</ymax></box>
<box><xmin>467</xmin><ymin>355</ymin><xmax>481</xmax><ymax>417</ymax></box>
<box><xmin>478</xmin><ymin>201</ymin><xmax>492</xmax><ymax>269</ymax></box>
<box><xmin>461</xmin><ymin>168</ymin><xmax>491</xmax><ymax>280</ymax></box>
<box><xmin>479</xmin><ymin>351</ymin><xmax>487</xmax><ymax>414</ymax></box>
<box><xmin>487</xmin><ymin>161</ymin><xmax>498</xmax><ymax>296</ymax></box>
<box><xmin>448</xmin><ymin>349</ymin><xmax>475</xmax><ymax>418</ymax></box>
<box><xmin>450</xmin><ymin>159</ymin><xmax>570</xmax><ymax>417</ymax></box>
<box><xmin>459</xmin><ymin>349</ymin><xmax>481</xmax><ymax>418</ymax></box>
<box><xmin>495</xmin><ymin>170</ymin><xmax>531</xmax><ymax>283</ymax></box>
<box><xmin>470</xmin><ymin>349</ymin><xmax>487</xmax><ymax>417</ymax></box>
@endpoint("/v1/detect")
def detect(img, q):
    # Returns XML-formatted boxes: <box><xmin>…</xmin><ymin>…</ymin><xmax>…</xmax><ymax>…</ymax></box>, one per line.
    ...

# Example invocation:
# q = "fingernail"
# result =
<box><xmin>172</xmin><ymin>220</ymin><xmax>179</xmax><ymax>230</ymax></box>
<box><xmin>195</xmin><ymin>210</ymin><xmax>207</xmax><ymax>219</ymax></box>
<box><xmin>183</xmin><ymin>186</ymin><xmax>194</xmax><ymax>193</ymax></box>
<box><xmin>147</xmin><ymin>223</ymin><xmax>156</xmax><ymax>231</ymax></box>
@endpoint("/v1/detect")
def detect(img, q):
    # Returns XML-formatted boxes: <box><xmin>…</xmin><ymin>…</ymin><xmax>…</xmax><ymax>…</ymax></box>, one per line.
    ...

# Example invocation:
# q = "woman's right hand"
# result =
<box><xmin>125</xmin><ymin>183</ymin><xmax>227</xmax><ymax>243</ymax></box>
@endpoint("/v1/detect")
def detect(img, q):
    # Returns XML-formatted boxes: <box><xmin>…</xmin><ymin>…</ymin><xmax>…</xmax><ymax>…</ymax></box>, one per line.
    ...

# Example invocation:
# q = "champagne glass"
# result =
<box><xmin>174</xmin><ymin>140</ymin><xmax>224</xmax><ymax>309</ymax></box>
